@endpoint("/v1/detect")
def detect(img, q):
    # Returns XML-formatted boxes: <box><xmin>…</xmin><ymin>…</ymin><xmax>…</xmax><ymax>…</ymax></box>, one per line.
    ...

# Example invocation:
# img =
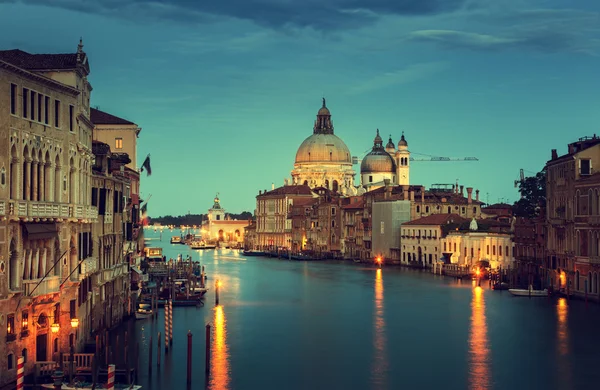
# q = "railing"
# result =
<box><xmin>22</xmin><ymin>276</ymin><xmax>60</xmax><ymax>296</ymax></box>
<box><xmin>589</xmin><ymin>256</ymin><xmax>600</xmax><ymax>264</ymax></box>
<box><xmin>0</xmin><ymin>200</ymin><xmax>5</xmax><ymax>216</ymax></box>
<box><xmin>588</xmin><ymin>216</ymin><xmax>600</xmax><ymax>225</ymax></box>
<box><xmin>7</xmin><ymin>200</ymin><xmax>98</xmax><ymax>221</ymax></box>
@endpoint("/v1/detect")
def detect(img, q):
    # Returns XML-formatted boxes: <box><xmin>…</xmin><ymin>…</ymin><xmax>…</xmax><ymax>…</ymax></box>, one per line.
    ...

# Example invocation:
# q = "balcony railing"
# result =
<box><xmin>22</xmin><ymin>276</ymin><xmax>60</xmax><ymax>297</ymax></box>
<box><xmin>7</xmin><ymin>200</ymin><xmax>98</xmax><ymax>222</ymax></box>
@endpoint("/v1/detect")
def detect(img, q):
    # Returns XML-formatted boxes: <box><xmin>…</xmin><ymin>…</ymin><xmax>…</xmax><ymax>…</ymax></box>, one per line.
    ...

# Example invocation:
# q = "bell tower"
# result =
<box><xmin>208</xmin><ymin>193</ymin><xmax>226</xmax><ymax>221</ymax></box>
<box><xmin>395</xmin><ymin>132</ymin><xmax>410</xmax><ymax>185</ymax></box>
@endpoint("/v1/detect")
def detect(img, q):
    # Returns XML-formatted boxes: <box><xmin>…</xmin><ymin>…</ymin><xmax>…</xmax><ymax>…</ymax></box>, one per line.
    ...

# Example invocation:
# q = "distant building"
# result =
<box><xmin>513</xmin><ymin>212</ymin><xmax>546</xmax><ymax>289</ymax></box>
<box><xmin>401</xmin><ymin>214</ymin><xmax>468</xmax><ymax>267</ymax></box>
<box><xmin>202</xmin><ymin>195</ymin><xmax>249</xmax><ymax>244</ymax></box>
<box><xmin>341</xmin><ymin>196</ymin><xmax>364</xmax><ymax>259</ymax></box>
<box><xmin>254</xmin><ymin>185</ymin><xmax>314</xmax><ymax>249</ymax></box>
<box><xmin>360</xmin><ymin>130</ymin><xmax>410</xmax><ymax>190</ymax></box>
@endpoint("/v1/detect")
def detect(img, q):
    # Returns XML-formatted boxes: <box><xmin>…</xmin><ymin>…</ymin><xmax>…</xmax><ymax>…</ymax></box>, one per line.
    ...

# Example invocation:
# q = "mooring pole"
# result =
<box><xmin>187</xmin><ymin>331</ymin><xmax>193</xmax><ymax>387</ymax></box>
<box><xmin>205</xmin><ymin>324</ymin><xmax>211</xmax><ymax>378</ymax></box>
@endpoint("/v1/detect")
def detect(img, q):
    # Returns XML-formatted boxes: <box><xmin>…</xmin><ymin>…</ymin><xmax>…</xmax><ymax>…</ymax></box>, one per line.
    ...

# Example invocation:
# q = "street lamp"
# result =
<box><xmin>70</xmin><ymin>318</ymin><xmax>79</xmax><ymax>329</ymax></box>
<box><xmin>51</xmin><ymin>323</ymin><xmax>60</xmax><ymax>334</ymax></box>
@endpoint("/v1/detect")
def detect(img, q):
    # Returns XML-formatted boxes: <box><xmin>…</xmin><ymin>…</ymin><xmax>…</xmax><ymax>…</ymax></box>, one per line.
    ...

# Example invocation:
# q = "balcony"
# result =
<box><xmin>7</xmin><ymin>200</ymin><xmax>98</xmax><ymax>222</ymax></box>
<box><xmin>589</xmin><ymin>256</ymin><xmax>600</xmax><ymax>265</ymax></box>
<box><xmin>345</xmin><ymin>221</ymin><xmax>355</xmax><ymax>226</ymax></box>
<box><xmin>588</xmin><ymin>216</ymin><xmax>600</xmax><ymax>225</ymax></box>
<box><xmin>22</xmin><ymin>276</ymin><xmax>60</xmax><ymax>297</ymax></box>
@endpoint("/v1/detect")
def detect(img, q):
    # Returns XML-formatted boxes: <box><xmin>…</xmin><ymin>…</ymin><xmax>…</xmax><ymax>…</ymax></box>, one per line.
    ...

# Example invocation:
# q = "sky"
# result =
<box><xmin>1</xmin><ymin>0</ymin><xmax>599</xmax><ymax>216</ymax></box>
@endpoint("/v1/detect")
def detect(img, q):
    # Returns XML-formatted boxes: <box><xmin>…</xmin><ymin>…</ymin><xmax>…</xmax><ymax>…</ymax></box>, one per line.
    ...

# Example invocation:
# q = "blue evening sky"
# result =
<box><xmin>1</xmin><ymin>0</ymin><xmax>599</xmax><ymax>216</ymax></box>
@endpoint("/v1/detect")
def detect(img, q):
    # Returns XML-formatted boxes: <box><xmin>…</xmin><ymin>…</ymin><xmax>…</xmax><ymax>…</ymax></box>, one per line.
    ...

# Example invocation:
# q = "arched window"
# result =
<box><xmin>303</xmin><ymin>180</ymin><xmax>308</xmax><ymax>186</ymax></box>
<box><xmin>471</xmin><ymin>248</ymin><xmax>474</xmax><ymax>258</ymax></box>
<box><xmin>9</xmin><ymin>239</ymin><xmax>18</xmax><ymax>290</ymax></box>
<box><xmin>332</xmin><ymin>180</ymin><xmax>339</xmax><ymax>192</ymax></box>
<box><xmin>487</xmin><ymin>245</ymin><xmax>490</xmax><ymax>255</ymax></box>
<box><xmin>447</xmin><ymin>207</ymin><xmax>451</xmax><ymax>214</ymax></box>
<box><xmin>10</xmin><ymin>145</ymin><xmax>18</xmax><ymax>199</ymax></box>
<box><xmin>21</xmin><ymin>349</ymin><xmax>27</xmax><ymax>363</ymax></box>
<box><xmin>331</xmin><ymin>220</ymin><xmax>335</xmax><ymax>228</ymax></box>
<box><xmin>324</xmin><ymin>179</ymin><xmax>329</xmax><ymax>189</ymax></box>
<box><xmin>492</xmin><ymin>246</ymin><xmax>496</xmax><ymax>256</ymax></box>
<box><xmin>499</xmin><ymin>246</ymin><xmax>502</xmax><ymax>256</ymax></box>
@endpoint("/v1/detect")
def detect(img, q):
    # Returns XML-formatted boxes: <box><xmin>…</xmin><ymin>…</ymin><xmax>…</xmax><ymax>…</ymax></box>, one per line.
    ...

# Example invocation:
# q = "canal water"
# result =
<box><xmin>122</xmin><ymin>229</ymin><xmax>600</xmax><ymax>390</ymax></box>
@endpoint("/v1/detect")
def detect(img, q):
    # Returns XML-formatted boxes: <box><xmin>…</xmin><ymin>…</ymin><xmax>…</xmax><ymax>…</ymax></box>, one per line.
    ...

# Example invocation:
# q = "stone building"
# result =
<box><xmin>291</xmin><ymin>99</ymin><xmax>356</xmax><ymax>195</ymax></box>
<box><xmin>0</xmin><ymin>43</ymin><xmax>96</xmax><ymax>387</ymax></box>
<box><xmin>303</xmin><ymin>187</ymin><xmax>343</xmax><ymax>256</ymax></box>
<box><xmin>91</xmin><ymin>108</ymin><xmax>141</xmax><ymax>170</ymax></box>
<box><xmin>340</xmin><ymin>197</ymin><xmax>364</xmax><ymax>259</ymax></box>
<box><xmin>442</xmin><ymin>218</ymin><xmax>513</xmax><ymax>270</ymax></box>
<box><xmin>546</xmin><ymin>135</ymin><xmax>600</xmax><ymax>298</ymax></box>
<box><xmin>401</xmin><ymin>214</ymin><xmax>467</xmax><ymax>267</ymax></box>
<box><xmin>202</xmin><ymin>195</ymin><xmax>249</xmax><ymax>244</ymax></box>
<box><xmin>360</xmin><ymin>130</ymin><xmax>410</xmax><ymax>190</ymax></box>
<box><xmin>289</xmin><ymin>198</ymin><xmax>317</xmax><ymax>253</ymax></box>
<box><xmin>254</xmin><ymin>185</ymin><xmax>314</xmax><ymax>249</ymax></box>
<box><xmin>243</xmin><ymin>221</ymin><xmax>257</xmax><ymax>250</ymax></box>
<box><xmin>513</xmin><ymin>213</ymin><xmax>546</xmax><ymax>289</ymax></box>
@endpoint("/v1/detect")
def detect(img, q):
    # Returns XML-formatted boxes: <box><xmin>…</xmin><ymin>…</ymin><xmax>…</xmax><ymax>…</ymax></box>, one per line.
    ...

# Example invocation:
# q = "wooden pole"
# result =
<box><xmin>157</xmin><ymin>332</ymin><xmax>161</xmax><ymax>367</ymax></box>
<box><xmin>16</xmin><ymin>356</ymin><xmax>24</xmax><ymax>390</ymax></box>
<box><xmin>107</xmin><ymin>364</ymin><xmax>115</xmax><ymax>390</ymax></box>
<box><xmin>205</xmin><ymin>324</ymin><xmax>211</xmax><ymax>378</ymax></box>
<box><xmin>69</xmin><ymin>345</ymin><xmax>74</xmax><ymax>384</ymax></box>
<box><xmin>148</xmin><ymin>334</ymin><xmax>153</xmax><ymax>375</ymax></box>
<box><xmin>135</xmin><ymin>342</ymin><xmax>140</xmax><ymax>384</ymax></box>
<box><xmin>165</xmin><ymin>300</ymin><xmax>170</xmax><ymax>353</ymax></box>
<box><xmin>105</xmin><ymin>330</ymin><xmax>109</xmax><ymax>366</ymax></box>
<box><xmin>187</xmin><ymin>331</ymin><xmax>193</xmax><ymax>387</ymax></box>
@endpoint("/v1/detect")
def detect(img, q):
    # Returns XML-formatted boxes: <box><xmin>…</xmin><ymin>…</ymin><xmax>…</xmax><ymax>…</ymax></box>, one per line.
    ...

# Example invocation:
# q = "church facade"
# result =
<box><xmin>202</xmin><ymin>195</ymin><xmax>249</xmax><ymax>244</ymax></box>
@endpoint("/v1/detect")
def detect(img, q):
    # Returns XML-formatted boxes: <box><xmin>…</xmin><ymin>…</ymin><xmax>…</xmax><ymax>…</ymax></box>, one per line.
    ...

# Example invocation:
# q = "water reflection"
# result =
<box><xmin>209</xmin><ymin>305</ymin><xmax>230</xmax><ymax>390</ymax></box>
<box><xmin>468</xmin><ymin>286</ymin><xmax>490</xmax><ymax>390</ymax></box>
<box><xmin>371</xmin><ymin>269</ymin><xmax>387</xmax><ymax>388</ymax></box>
<box><xmin>556</xmin><ymin>298</ymin><xmax>572</xmax><ymax>388</ymax></box>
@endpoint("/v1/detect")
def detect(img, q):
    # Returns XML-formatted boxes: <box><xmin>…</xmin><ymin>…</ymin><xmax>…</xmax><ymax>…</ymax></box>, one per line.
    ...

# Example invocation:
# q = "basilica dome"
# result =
<box><xmin>294</xmin><ymin>98</ymin><xmax>352</xmax><ymax>165</ymax></box>
<box><xmin>295</xmin><ymin>134</ymin><xmax>352</xmax><ymax>164</ymax></box>
<box><xmin>361</xmin><ymin>129</ymin><xmax>396</xmax><ymax>173</ymax></box>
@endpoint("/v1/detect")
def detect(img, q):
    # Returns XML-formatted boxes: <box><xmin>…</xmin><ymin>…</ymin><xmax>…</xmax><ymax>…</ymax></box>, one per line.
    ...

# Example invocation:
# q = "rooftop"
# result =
<box><xmin>403</xmin><ymin>214</ymin><xmax>467</xmax><ymax>226</ymax></box>
<box><xmin>91</xmin><ymin>108</ymin><xmax>135</xmax><ymax>125</ymax></box>
<box><xmin>258</xmin><ymin>185</ymin><xmax>314</xmax><ymax>197</ymax></box>
<box><xmin>0</xmin><ymin>48</ymin><xmax>85</xmax><ymax>71</ymax></box>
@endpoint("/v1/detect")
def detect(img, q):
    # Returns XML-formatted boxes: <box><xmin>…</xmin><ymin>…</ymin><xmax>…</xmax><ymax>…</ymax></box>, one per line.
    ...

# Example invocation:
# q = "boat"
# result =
<box><xmin>170</xmin><ymin>236</ymin><xmax>183</xmax><ymax>244</ymax></box>
<box><xmin>135</xmin><ymin>303</ymin><xmax>152</xmax><ymax>320</ymax></box>
<box><xmin>242</xmin><ymin>250</ymin><xmax>265</xmax><ymax>256</ymax></box>
<box><xmin>492</xmin><ymin>282</ymin><xmax>509</xmax><ymax>291</ymax></box>
<box><xmin>509</xmin><ymin>286</ymin><xmax>548</xmax><ymax>297</ymax></box>
<box><xmin>191</xmin><ymin>240</ymin><xmax>216</xmax><ymax>250</ymax></box>
<box><xmin>42</xmin><ymin>383</ymin><xmax>141</xmax><ymax>389</ymax></box>
<box><xmin>144</xmin><ymin>247</ymin><xmax>164</xmax><ymax>263</ymax></box>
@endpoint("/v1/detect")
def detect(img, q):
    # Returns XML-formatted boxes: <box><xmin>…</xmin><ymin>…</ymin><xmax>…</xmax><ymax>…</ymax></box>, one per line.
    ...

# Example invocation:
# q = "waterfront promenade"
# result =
<box><xmin>128</xmin><ymin>229</ymin><xmax>600</xmax><ymax>390</ymax></box>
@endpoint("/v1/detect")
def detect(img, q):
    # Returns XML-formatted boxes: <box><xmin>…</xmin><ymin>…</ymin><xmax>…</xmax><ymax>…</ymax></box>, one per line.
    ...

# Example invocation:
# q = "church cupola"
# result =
<box><xmin>385</xmin><ymin>135</ymin><xmax>396</xmax><ymax>154</ymax></box>
<box><xmin>398</xmin><ymin>132</ymin><xmax>408</xmax><ymax>148</ymax></box>
<box><xmin>314</xmin><ymin>98</ymin><xmax>334</xmax><ymax>135</ymax></box>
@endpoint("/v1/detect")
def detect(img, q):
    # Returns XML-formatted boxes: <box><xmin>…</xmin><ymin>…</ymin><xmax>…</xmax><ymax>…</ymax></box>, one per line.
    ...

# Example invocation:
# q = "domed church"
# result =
<box><xmin>361</xmin><ymin>129</ymin><xmax>410</xmax><ymax>190</ymax></box>
<box><xmin>291</xmin><ymin>99</ymin><xmax>357</xmax><ymax>195</ymax></box>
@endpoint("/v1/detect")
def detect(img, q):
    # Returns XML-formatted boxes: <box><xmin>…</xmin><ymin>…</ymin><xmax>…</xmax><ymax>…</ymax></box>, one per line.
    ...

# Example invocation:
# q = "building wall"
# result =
<box><xmin>92</xmin><ymin>125</ymin><xmax>139</xmax><ymax>170</ymax></box>
<box><xmin>442</xmin><ymin>232</ymin><xmax>513</xmax><ymax>269</ymax></box>
<box><xmin>400</xmin><ymin>225</ymin><xmax>443</xmax><ymax>266</ymax></box>
<box><xmin>291</xmin><ymin>163</ymin><xmax>356</xmax><ymax>195</ymax></box>
<box><xmin>372</xmin><ymin>200</ymin><xmax>411</xmax><ymax>260</ymax></box>
<box><xmin>0</xmin><ymin>61</ymin><xmax>95</xmax><ymax>388</ymax></box>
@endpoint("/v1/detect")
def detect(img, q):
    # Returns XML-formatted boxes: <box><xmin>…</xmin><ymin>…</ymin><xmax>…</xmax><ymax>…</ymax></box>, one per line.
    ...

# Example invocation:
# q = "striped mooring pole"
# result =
<box><xmin>169</xmin><ymin>299</ymin><xmax>173</xmax><ymax>345</ymax></box>
<box><xmin>107</xmin><ymin>364</ymin><xmax>115</xmax><ymax>390</ymax></box>
<box><xmin>16</xmin><ymin>356</ymin><xmax>24</xmax><ymax>390</ymax></box>
<box><xmin>165</xmin><ymin>300</ymin><xmax>170</xmax><ymax>352</ymax></box>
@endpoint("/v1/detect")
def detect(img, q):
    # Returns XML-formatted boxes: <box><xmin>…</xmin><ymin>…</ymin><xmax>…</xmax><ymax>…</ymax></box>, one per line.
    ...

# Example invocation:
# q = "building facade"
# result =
<box><xmin>91</xmin><ymin>108</ymin><xmax>141</xmax><ymax>170</ymax></box>
<box><xmin>0</xmin><ymin>44</ymin><xmax>96</xmax><ymax>387</ymax></box>
<box><xmin>546</xmin><ymin>136</ymin><xmax>600</xmax><ymax>298</ymax></box>
<box><xmin>202</xmin><ymin>195</ymin><xmax>249</xmax><ymax>244</ymax></box>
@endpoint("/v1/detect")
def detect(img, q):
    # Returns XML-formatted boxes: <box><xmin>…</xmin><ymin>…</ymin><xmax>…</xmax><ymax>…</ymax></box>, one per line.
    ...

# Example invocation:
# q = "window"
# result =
<box><xmin>453</xmin><ymin>243</ymin><xmax>456</xmax><ymax>252</ymax></box>
<box><xmin>492</xmin><ymin>246</ymin><xmax>496</xmax><ymax>255</ymax></box>
<box><xmin>44</xmin><ymin>96</ymin><xmax>49</xmax><ymax>124</ymax></box>
<box><xmin>70</xmin><ymin>299</ymin><xmax>76</xmax><ymax>319</ymax></box>
<box><xmin>115</xmin><ymin>138</ymin><xmax>123</xmax><ymax>149</ymax></box>
<box><xmin>30</xmin><ymin>91</ymin><xmax>36</xmax><ymax>120</ymax></box>
<box><xmin>37</xmin><ymin>93</ymin><xmax>42</xmax><ymax>122</ymax></box>
<box><xmin>21</xmin><ymin>349</ymin><xmax>27</xmax><ymax>363</ymax></box>
<box><xmin>444</xmin><ymin>242</ymin><xmax>447</xmax><ymax>251</ymax></box>
<box><xmin>425</xmin><ymin>206</ymin><xmax>429</xmax><ymax>213</ymax></box>
<box><xmin>21</xmin><ymin>310</ymin><xmax>29</xmax><ymax>331</ymax></box>
<box><xmin>580</xmin><ymin>159</ymin><xmax>591</xmax><ymax>175</ymax></box>
<box><xmin>416</xmin><ymin>206</ymin><xmax>420</xmax><ymax>213</ymax></box>
<box><xmin>7</xmin><ymin>314</ymin><xmax>15</xmax><ymax>335</ymax></box>
<box><xmin>487</xmin><ymin>245</ymin><xmax>490</xmax><ymax>255</ymax></box>
<box><xmin>499</xmin><ymin>246</ymin><xmax>502</xmax><ymax>256</ymax></box>
<box><xmin>369</xmin><ymin>175</ymin><xmax>373</xmax><ymax>183</ymax></box>
<box><xmin>1</xmin><ymin>167</ymin><xmax>5</xmax><ymax>186</ymax></box>
<box><xmin>54</xmin><ymin>99</ymin><xmax>60</xmax><ymax>127</ymax></box>
<box><xmin>69</xmin><ymin>105</ymin><xmax>74</xmax><ymax>132</ymax></box>
<box><xmin>331</xmin><ymin>220</ymin><xmax>335</xmax><ymax>228</ymax></box>
<box><xmin>447</xmin><ymin>207</ymin><xmax>451</xmax><ymax>213</ymax></box>
<box><xmin>331</xmin><ymin>207</ymin><xmax>336</xmax><ymax>216</ymax></box>
<box><xmin>10</xmin><ymin>83</ymin><xmax>17</xmax><ymax>114</ymax></box>
<box><xmin>22</xmin><ymin>88</ymin><xmax>28</xmax><ymax>117</ymax></box>
<box><xmin>461</xmin><ymin>207</ymin><xmax>465</xmax><ymax>214</ymax></box>
<box><xmin>7</xmin><ymin>354</ymin><xmax>14</xmax><ymax>370</ymax></box>
<box><xmin>473</xmin><ymin>207</ymin><xmax>477</xmax><ymax>214</ymax></box>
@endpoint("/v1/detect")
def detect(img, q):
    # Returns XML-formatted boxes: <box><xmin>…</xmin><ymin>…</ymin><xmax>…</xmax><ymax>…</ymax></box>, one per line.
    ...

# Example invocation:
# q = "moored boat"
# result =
<box><xmin>242</xmin><ymin>250</ymin><xmax>265</xmax><ymax>256</ymax></box>
<box><xmin>509</xmin><ymin>286</ymin><xmax>548</xmax><ymax>297</ymax></box>
<box><xmin>170</xmin><ymin>236</ymin><xmax>183</xmax><ymax>244</ymax></box>
<box><xmin>135</xmin><ymin>303</ymin><xmax>152</xmax><ymax>320</ymax></box>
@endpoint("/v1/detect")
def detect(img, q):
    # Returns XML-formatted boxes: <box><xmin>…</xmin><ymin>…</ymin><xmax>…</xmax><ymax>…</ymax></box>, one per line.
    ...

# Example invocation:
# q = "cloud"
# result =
<box><xmin>348</xmin><ymin>62</ymin><xmax>447</xmax><ymax>95</ymax></box>
<box><xmin>1</xmin><ymin>0</ymin><xmax>467</xmax><ymax>30</ymax></box>
<box><xmin>408</xmin><ymin>27</ymin><xmax>599</xmax><ymax>54</ymax></box>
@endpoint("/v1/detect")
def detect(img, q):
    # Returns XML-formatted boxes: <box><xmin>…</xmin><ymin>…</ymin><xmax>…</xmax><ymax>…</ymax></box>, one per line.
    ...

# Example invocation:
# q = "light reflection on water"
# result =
<box><xmin>468</xmin><ymin>286</ymin><xmax>491</xmax><ymax>390</ymax></box>
<box><xmin>556</xmin><ymin>298</ymin><xmax>572</xmax><ymax>388</ymax></box>
<box><xmin>209</xmin><ymin>305</ymin><xmax>231</xmax><ymax>390</ymax></box>
<box><xmin>371</xmin><ymin>268</ymin><xmax>388</xmax><ymax>389</ymax></box>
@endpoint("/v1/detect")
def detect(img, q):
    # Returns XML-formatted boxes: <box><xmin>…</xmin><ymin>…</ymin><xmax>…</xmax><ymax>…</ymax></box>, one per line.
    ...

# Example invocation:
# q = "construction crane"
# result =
<box><xmin>353</xmin><ymin>150</ymin><xmax>479</xmax><ymax>164</ymax></box>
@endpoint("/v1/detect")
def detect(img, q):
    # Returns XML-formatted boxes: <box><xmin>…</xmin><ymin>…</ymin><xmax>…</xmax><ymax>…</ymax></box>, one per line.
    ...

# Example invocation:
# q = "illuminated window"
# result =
<box><xmin>115</xmin><ymin>138</ymin><xmax>123</xmax><ymax>149</ymax></box>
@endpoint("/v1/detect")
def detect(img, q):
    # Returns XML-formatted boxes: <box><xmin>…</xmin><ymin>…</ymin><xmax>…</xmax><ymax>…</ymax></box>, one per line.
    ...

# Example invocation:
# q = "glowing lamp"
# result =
<box><xmin>216</xmin><ymin>280</ymin><xmax>223</xmax><ymax>288</ymax></box>
<box><xmin>22</xmin><ymin>317</ymin><xmax>28</xmax><ymax>328</ymax></box>
<box><xmin>51</xmin><ymin>323</ymin><xmax>60</xmax><ymax>333</ymax></box>
<box><xmin>7</xmin><ymin>322</ymin><xmax>11</xmax><ymax>334</ymax></box>
<box><xmin>476</xmin><ymin>269</ymin><xmax>481</xmax><ymax>276</ymax></box>
<box><xmin>70</xmin><ymin>318</ymin><xmax>79</xmax><ymax>328</ymax></box>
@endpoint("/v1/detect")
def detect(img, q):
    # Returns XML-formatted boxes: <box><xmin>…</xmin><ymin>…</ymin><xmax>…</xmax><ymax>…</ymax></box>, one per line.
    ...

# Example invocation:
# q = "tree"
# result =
<box><xmin>512</xmin><ymin>169</ymin><xmax>546</xmax><ymax>218</ymax></box>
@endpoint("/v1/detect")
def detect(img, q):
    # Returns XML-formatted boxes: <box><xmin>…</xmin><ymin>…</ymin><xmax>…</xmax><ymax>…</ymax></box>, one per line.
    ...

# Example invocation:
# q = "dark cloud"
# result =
<box><xmin>407</xmin><ymin>28</ymin><xmax>594</xmax><ymax>53</ymax></box>
<box><xmin>0</xmin><ymin>0</ymin><xmax>467</xmax><ymax>30</ymax></box>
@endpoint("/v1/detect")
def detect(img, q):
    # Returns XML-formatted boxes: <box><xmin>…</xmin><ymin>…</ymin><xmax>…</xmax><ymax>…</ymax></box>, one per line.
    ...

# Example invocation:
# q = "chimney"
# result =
<box><xmin>421</xmin><ymin>186</ymin><xmax>425</xmax><ymax>203</ymax></box>
<box><xmin>476</xmin><ymin>189</ymin><xmax>480</xmax><ymax>202</ymax></box>
<box><xmin>460</xmin><ymin>185</ymin><xmax>464</xmax><ymax>197</ymax></box>
<box><xmin>403</xmin><ymin>185</ymin><xmax>409</xmax><ymax>200</ymax></box>
<box><xmin>410</xmin><ymin>190</ymin><xmax>415</xmax><ymax>202</ymax></box>
<box><xmin>272</xmin><ymin>183</ymin><xmax>275</xmax><ymax>190</ymax></box>
<box><xmin>466</xmin><ymin>187</ymin><xmax>473</xmax><ymax>204</ymax></box>
<box><xmin>259</xmin><ymin>190</ymin><xmax>262</xmax><ymax>195</ymax></box>
<box><xmin>551</xmin><ymin>149</ymin><xmax>558</xmax><ymax>159</ymax></box>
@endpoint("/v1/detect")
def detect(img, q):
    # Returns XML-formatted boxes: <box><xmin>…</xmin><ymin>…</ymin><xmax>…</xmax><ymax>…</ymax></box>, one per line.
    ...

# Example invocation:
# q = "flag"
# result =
<box><xmin>141</xmin><ymin>154</ymin><xmax>152</xmax><ymax>176</ymax></box>
<box><xmin>141</xmin><ymin>202</ymin><xmax>149</xmax><ymax>226</ymax></box>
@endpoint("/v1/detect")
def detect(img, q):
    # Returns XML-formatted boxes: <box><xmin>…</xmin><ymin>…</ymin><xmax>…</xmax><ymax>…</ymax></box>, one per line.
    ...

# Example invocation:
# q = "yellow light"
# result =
<box><xmin>376</xmin><ymin>257</ymin><xmax>382</xmax><ymax>264</ymax></box>
<box><xmin>51</xmin><ymin>323</ymin><xmax>60</xmax><ymax>333</ymax></box>
<box><xmin>22</xmin><ymin>318</ymin><xmax>27</xmax><ymax>328</ymax></box>
<box><xmin>7</xmin><ymin>322</ymin><xmax>11</xmax><ymax>334</ymax></box>
<box><xmin>216</xmin><ymin>280</ymin><xmax>223</xmax><ymax>288</ymax></box>
<box><xmin>70</xmin><ymin>318</ymin><xmax>79</xmax><ymax>328</ymax></box>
